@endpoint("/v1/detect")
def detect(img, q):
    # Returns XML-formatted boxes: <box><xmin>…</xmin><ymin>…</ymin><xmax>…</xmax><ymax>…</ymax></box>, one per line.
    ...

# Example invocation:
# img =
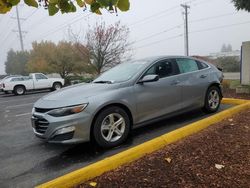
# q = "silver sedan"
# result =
<box><xmin>31</xmin><ymin>56</ymin><xmax>223</xmax><ymax>148</ymax></box>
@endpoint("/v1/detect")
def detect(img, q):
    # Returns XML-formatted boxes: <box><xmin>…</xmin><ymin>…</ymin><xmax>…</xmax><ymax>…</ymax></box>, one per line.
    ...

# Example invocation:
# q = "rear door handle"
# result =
<box><xmin>171</xmin><ymin>80</ymin><xmax>180</xmax><ymax>85</ymax></box>
<box><xmin>200</xmin><ymin>75</ymin><xmax>207</xmax><ymax>78</ymax></box>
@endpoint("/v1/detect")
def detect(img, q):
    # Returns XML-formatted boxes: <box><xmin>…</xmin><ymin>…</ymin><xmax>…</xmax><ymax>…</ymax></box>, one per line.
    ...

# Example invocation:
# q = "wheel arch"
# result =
<box><xmin>90</xmin><ymin>103</ymin><xmax>134</xmax><ymax>141</ymax></box>
<box><xmin>53</xmin><ymin>81</ymin><xmax>62</xmax><ymax>87</ymax></box>
<box><xmin>14</xmin><ymin>84</ymin><xmax>26</xmax><ymax>90</ymax></box>
<box><xmin>207</xmin><ymin>82</ymin><xmax>223</xmax><ymax>98</ymax></box>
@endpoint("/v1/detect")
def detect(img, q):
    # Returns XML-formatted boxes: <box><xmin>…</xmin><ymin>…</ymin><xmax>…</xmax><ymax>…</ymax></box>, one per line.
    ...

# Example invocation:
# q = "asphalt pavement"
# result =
<box><xmin>0</xmin><ymin>90</ymin><xmax>232</xmax><ymax>188</ymax></box>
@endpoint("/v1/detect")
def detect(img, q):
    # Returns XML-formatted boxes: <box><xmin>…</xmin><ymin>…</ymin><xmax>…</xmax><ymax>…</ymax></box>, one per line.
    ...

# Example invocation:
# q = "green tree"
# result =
<box><xmin>5</xmin><ymin>49</ymin><xmax>30</xmax><ymax>75</ymax></box>
<box><xmin>232</xmin><ymin>0</ymin><xmax>250</xmax><ymax>12</ymax></box>
<box><xmin>221</xmin><ymin>44</ymin><xmax>233</xmax><ymax>52</ymax></box>
<box><xmin>215</xmin><ymin>56</ymin><xmax>240</xmax><ymax>72</ymax></box>
<box><xmin>0</xmin><ymin>0</ymin><xmax>130</xmax><ymax>15</ymax></box>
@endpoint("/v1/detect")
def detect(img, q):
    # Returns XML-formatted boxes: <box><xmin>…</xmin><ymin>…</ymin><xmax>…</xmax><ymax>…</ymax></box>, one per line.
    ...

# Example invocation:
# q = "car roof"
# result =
<box><xmin>133</xmin><ymin>55</ymin><xmax>200</xmax><ymax>66</ymax></box>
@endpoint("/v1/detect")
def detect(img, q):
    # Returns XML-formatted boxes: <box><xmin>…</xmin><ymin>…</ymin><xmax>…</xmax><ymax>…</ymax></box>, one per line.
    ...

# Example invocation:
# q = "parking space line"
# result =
<box><xmin>6</xmin><ymin>103</ymin><xmax>34</xmax><ymax>109</ymax></box>
<box><xmin>15</xmin><ymin>112</ymin><xmax>32</xmax><ymax>117</ymax></box>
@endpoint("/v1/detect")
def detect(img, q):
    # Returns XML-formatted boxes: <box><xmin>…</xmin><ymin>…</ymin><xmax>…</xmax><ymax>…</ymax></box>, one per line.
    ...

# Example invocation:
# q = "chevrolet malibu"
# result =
<box><xmin>32</xmin><ymin>56</ymin><xmax>223</xmax><ymax>148</ymax></box>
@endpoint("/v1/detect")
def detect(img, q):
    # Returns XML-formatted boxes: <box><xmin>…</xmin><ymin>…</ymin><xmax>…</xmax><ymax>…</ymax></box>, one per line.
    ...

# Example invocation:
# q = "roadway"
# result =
<box><xmin>0</xmin><ymin>90</ymin><xmax>232</xmax><ymax>188</ymax></box>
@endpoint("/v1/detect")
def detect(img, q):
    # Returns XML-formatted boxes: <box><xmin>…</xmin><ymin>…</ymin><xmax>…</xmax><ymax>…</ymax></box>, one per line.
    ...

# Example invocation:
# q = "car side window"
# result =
<box><xmin>196</xmin><ymin>60</ymin><xmax>209</xmax><ymax>70</ymax></box>
<box><xmin>176</xmin><ymin>58</ymin><xmax>199</xmax><ymax>74</ymax></box>
<box><xmin>144</xmin><ymin>59</ymin><xmax>180</xmax><ymax>79</ymax></box>
<box><xmin>35</xmin><ymin>74</ymin><xmax>47</xmax><ymax>80</ymax></box>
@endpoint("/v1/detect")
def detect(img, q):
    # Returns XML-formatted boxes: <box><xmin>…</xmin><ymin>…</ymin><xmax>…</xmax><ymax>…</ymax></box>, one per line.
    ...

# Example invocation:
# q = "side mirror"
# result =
<box><xmin>138</xmin><ymin>74</ymin><xmax>159</xmax><ymax>84</ymax></box>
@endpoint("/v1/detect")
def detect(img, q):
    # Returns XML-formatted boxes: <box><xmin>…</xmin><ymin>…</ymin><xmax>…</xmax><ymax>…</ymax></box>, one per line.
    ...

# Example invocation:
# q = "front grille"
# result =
<box><xmin>33</xmin><ymin>116</ymin><xmax>49</xmax><ymax>134</ymax></box>
<box><xmin>35</xmin><ymin>108</ymin><xmax>53</xmax><ymax>113</ymax></box>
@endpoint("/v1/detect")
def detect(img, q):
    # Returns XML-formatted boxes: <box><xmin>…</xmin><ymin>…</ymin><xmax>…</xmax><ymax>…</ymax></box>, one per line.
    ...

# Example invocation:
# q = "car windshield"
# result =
<box><xmin>93</xmin><ymin>61</ymin><xmax>147</xmax><ymax>83</ymax></box>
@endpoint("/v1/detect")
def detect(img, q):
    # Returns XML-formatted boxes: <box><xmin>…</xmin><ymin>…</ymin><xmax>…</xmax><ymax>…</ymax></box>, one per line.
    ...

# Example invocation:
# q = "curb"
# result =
<box><xmin>36</xmin><ymin>98</ymin><xmax>250</xmax><ymax>188</ymax></box>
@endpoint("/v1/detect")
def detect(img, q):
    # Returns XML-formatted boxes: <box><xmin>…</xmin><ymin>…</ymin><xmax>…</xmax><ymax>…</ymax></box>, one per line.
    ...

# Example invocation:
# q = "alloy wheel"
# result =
<box><xmin>208</xmin><ymin>90</ymin><xmax>220</xmax><ymax>110</ymax></box>
<box><xmin>100</xmin><ymin>113</ymin><xmax>126</xmax><ymax>142</ymax></box>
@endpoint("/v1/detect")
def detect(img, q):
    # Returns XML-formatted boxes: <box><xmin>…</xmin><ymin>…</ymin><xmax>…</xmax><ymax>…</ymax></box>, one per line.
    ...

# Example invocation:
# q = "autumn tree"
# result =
<box><xmin>82</xmin><ymin>21</ymin><xmax>131</xmax><ymax>74</ymax></box>
<box><xmin>27</xmin><ymin>41</ymin><xmax>93</xmax><ymax>78</ymax></box>
<box><xmin>26</xmin><ymin>41</ymin><xmax>56</xmax><ymax>73</ymax></box>
<box><xmin>5</xmin><ymin>49</ymin><xmax>30</xmax><ymax>75</ymax></box>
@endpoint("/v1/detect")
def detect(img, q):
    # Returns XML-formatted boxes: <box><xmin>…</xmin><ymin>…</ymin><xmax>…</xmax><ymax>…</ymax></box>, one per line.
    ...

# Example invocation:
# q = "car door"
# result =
<box><xmin>175</xmin><ymin>58</ymin><xmax>210</xmax><ymax>109</ymax></box>
<box><xmin>34</xmin><ymin>74</ymin><xmax>50</xmax><ymax>89</ymax></box>
<box><xmin>134</xmin><ymin>59</ymin><xmax>182</xmax><ymax>124</ymax></box>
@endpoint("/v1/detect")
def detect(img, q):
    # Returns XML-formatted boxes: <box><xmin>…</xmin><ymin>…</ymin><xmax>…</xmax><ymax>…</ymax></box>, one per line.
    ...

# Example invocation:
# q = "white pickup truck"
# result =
<box><xmin>2</xmin><ymin>73</ymin><xmax>65</xmax><ymax>95</ymax></box>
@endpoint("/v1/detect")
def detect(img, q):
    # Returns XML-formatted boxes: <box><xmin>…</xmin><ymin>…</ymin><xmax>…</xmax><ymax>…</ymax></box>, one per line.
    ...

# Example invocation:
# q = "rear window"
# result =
<box><xmin>196</xmin><ymin>60</ymin><xmax>209</xmax><ymax>70</ymax></box>
<box><xmin>176</xmin><ymin>58</ymin><xmax>199</xmax><ymax>74</ymax></box>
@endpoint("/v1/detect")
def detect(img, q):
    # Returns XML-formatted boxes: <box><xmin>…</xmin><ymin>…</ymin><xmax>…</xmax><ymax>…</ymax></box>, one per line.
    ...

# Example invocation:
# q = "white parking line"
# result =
<box><xmin>6</xmin><ymin>103</ymin><xmax>34</xmax><ymax>109</ymax></box>
<box><xmin>15</xmin><ymin>112</ymin><xmax>32</xmax><ymax>117</ymax></box>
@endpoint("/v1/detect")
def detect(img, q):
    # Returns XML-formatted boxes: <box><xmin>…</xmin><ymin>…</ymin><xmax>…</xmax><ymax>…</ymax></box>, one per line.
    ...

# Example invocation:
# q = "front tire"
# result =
<box><xmin>203</xmin><ymin>86</ymin><xmax>221</xmax><ymax>113</ymax></box>
<box><xmin>52</xmin><ymin>82</ymin><xmax>62</xmax><ymax>91</ymax></box>
<box><xmin>92</xmin><ymin>106</ymin><xmax>131</xmax><ymax>148</ymax></box>
<box><xmin>14</xmin><ymin>86</ymin><xmax>26</xmax><ymax>95</ymax></box>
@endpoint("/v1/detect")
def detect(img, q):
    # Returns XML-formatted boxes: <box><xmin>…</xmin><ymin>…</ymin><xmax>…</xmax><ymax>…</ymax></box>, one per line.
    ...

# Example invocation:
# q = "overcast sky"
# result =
<box><xmin>0</xmin><ymin>0</ymin><xmax>250</xmax><ymax>74</ymax></box>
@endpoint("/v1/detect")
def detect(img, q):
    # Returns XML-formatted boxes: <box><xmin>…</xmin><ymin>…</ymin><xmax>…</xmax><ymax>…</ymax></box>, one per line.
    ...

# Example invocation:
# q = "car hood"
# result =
<box><xmin>34</xmin><ymin>83</ymin><xmax>120</xmax><ymax>109</ymax></box>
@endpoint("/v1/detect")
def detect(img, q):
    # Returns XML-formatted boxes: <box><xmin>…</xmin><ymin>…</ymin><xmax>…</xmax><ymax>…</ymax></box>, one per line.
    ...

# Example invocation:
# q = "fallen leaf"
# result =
<box><xmin>215</xmin><ymin>164</ymin><xmax>225</xmax><ymax>169</ymax></box>
<box><xmin>228</xmin><ymin>119</ymin><xmax>233</xmax><ymax>122</ymax></box>
<box><xmin>89</xmin><ymin>182</ymin><xmax>97</xmax><ymax>187</ymax></box>
<box><xmin>165</xmin><ymin>157</ymin><xmax>172</xmax><ymax>163</ymax></box>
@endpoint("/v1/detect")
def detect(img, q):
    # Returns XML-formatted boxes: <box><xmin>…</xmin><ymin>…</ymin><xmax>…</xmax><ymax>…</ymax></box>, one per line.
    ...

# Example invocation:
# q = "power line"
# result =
<box><xmin>190</xmin><ymin>20</ymin><xmax>250</xmax><ymax>34</ymax></box>
<box><xmin>136</xmin><ymin>34</ymin><xmax>183</xmax><ymax>49</ymax></box>
<box><xmin>129</xmin><ymin>5</ymin><xmax>180</xmax><ymax>27</ymax></box>
<box><xmin>133</xmin><ymin>24</ymin><xmax>183</xmax><ymax>44</ymax></box>
<box><xmin>129</xmin><ymin>0</ymin><xmax>201</xmax><ymax>28</ymax></box>
<box><xmin>135</xmin><ymin>20</ymin><xmax>250</xmax><ymax>50</ymax></box>
<box><xmin>26</xmin><ymin>13</ymin><xmax>91</xmax><ymax>43</ymax></box>
<box><xmin>24</xmin><ymin>8</ymin><xmax>39</xmax><ymax>21</ymax></box>
<box><xmin>190</xmin><ymin>12</ymin><xmax>239</xmax><ymax>23</ymax></box>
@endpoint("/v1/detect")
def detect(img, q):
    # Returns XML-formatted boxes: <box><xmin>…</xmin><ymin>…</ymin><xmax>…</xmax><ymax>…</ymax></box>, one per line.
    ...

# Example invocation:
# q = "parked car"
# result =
<box><xmin>0</xmin><ymin>75</ymin><xmax>21</xmax><ymax>93</ymax></box>
<box><xmin>32</xmin><ymin>56</ymin><xmax>223</xmax><ymax>148</ymax></box>
<box><xmin>2</xmin><ymin>73</ymin><xmax>64</xmax><ymax>95</ymax></box>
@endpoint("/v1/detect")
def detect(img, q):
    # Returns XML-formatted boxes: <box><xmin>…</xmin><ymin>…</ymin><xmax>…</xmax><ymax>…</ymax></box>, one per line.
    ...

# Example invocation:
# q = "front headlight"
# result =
<box><xmin>48</xmin><ymin>104</ymin><xmax>88</xmax><ymax>117</ymax></box>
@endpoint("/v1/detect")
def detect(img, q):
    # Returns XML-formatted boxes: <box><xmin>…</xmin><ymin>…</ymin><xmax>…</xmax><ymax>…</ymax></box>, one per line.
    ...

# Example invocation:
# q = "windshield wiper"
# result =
<box><xmin>93</xmin><ymin>80</ymin><xmax>113</xmax><ymax>84</ymax></box>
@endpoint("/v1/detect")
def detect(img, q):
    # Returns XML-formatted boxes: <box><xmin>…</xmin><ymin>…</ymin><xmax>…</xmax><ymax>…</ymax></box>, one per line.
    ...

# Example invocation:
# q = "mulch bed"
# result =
<box><xmin>223</xmin><ymin>87</ymin><xmax>250</xmax><ymax>100</ymax></box>
<box><xmin>79</xmin><ymin>91</ymin><xmax>250</xmax><ymax>188</ymax></box>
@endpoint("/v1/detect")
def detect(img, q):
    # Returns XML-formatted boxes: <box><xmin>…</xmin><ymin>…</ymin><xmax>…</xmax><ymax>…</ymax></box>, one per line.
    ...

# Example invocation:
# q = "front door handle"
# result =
<box><xmin>200</xmin><ymin>75</ymin><xmax>207</xmax><ymax>78</ymax></box>
<box><xmin>171</xmin><ymin>80</ymin><xmax>180</xmax><ymax>85</ymax></box>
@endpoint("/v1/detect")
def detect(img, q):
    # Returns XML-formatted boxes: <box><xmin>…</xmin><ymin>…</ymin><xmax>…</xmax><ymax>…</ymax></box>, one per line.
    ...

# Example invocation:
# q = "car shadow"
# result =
<box><xmin>37</xmin><ymin>108</ymin><xmax>210</xmax><ymax>172</ymax></box>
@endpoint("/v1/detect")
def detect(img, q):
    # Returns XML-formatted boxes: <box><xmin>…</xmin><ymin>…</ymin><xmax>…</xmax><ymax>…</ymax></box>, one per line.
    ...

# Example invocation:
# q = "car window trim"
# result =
<box><xmin>135</xmin><ymin>58</ymin><xmax>181</xmax><ymax>84</ymax></box>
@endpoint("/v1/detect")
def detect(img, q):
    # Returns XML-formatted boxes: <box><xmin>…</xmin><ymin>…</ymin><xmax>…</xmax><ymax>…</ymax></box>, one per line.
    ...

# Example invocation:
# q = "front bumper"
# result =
<box><xmin>31</xmin><ymin>111</ymin><xmax>93</xmax><ymax>144</ymax></box>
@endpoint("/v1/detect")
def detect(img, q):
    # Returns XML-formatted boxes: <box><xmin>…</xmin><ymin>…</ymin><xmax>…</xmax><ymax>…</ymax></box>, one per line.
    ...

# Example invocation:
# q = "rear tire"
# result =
<box><xmin>14</xmin><ymin>86</ymin><xmax>26</xmax><ymax>95</ymax></box>
<box><xmin>92</xmin><ymin>106</ymin><xmax>131</xmax><ymax>148</ymax></box>
<box><xmin>203</xmin><ymin>86</ymin><xmax>221</xmax><ymax>113</ymax></box>
<box><xmin>52</xmin><ymin>82</ymin><xmax>62</xmax><ymax>91</ymax></box>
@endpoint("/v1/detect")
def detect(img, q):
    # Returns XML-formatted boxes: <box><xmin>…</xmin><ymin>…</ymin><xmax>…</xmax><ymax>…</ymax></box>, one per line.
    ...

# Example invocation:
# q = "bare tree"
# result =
<box><xmin>86</xmin><ymin>21</ymin><xmax>131</xmax><ymax>75</ymax></box>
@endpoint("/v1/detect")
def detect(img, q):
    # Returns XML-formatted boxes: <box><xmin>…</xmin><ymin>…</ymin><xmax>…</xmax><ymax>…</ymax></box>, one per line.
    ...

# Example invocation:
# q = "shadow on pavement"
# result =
<box><xmin>37</xmin><ymin>109</ymin><xmax>210</xmax><ymax>172</ymax></box>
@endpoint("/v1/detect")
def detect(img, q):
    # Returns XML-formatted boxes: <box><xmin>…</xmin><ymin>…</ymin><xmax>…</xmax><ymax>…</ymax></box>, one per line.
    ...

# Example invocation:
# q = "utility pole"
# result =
<box><xmin>12</xmin><ymin>5</ymin><xmax>26</xmax><ymax>51</ymax></box>
<box><xmin>181</xmin><ymin>4</ymin><xmax>190</xmax><ymax>56</ymax></box>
